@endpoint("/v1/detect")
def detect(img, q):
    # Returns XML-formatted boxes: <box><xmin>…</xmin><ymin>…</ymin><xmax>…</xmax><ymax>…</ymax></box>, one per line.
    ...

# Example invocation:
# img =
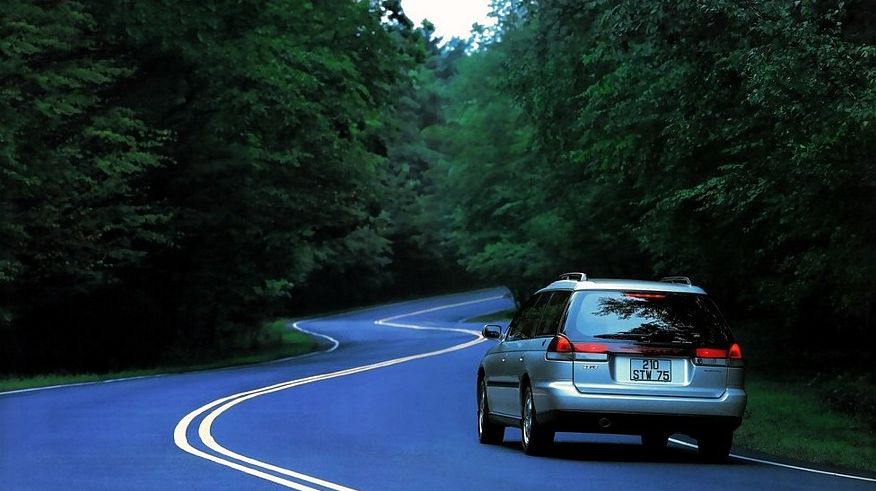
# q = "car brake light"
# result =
<box><xmin>573</xmin><ymin>342</ymin><xmax>608</xmax><ymax>353</ymax></box>
<box><xmin>695</xmin><ymin>348</ymin><xmax>728</xmax><ymax>358</ymax></box>
<box><xmin>729</xmin><ymin>343</ymin><xmax>743</xmax><ymax>359</ymax></box>
<box><xmin>547</xmin><ymin>335</ymin><xmax>573</xmax><ymax>353</ymax></box>
<box><xmin>694</xmin><ymin>344</ymin><xmax>744</xmax><ymax>367</ymax></box>
<box><xmin>623</xmin><ymin>292</ymin><xmax>666</xmax><ymax>300</ymax></box>
<box><xmin>546</xmin><ymin>336</ymin><xmax>609</xmax><ymax>362</ymax></box>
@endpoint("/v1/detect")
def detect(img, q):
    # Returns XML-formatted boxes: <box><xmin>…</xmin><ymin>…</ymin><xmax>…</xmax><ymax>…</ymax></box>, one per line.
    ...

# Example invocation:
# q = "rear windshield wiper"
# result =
<box><xmin>593</xmin><ymin>333</ymin><xmax>650</xmax><ymax>341</ymax></box>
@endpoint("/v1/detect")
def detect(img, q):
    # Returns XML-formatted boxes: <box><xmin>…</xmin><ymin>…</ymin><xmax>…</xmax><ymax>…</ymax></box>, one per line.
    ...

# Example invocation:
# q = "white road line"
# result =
<box><xmin>174</xmin><ymin>294</ymin><xmax>505</xmax><ymax>491</ymax></box>
<box><xmin>668</xmin><ymin>438</ymin><xmax>876</xmax><ymax>483</ymax></box>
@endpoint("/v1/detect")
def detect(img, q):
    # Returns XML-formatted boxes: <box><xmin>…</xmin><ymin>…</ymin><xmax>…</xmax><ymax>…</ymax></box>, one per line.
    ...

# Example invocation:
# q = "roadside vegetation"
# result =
<box><xmin>736</xmin><ymin>374</ymin><xmax>876</xmax><ymax>473</ymax></box>
<box><xmin>733</xmin><ymin>321</ymin><xmax>876</xmax><ymax>472</ymax></box>
<box><xmin>465</xmin><ymin>309</ymin><xmax>518</xmax><ymax>324</ymax></box>
<box><xmin>1</xmin><ymin>0</ymin><xmax>470</xmax><ymax>378</ymax></box>
<box><xmin>0</xmin><ymin>320</ymin><xmax>317</xmax><ymax>392</ymax></box>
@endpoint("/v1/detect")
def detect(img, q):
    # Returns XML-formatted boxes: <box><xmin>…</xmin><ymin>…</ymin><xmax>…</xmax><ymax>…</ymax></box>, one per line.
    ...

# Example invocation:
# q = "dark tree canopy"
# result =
<box><xmin>418</xmin><ymin>0</ymin><xmax>875</xmax><ymax>338</ymax></box>
<box><xmin>1</xmin><ymin>0</ymin><xmax>873</xmax><ymax>374</ymax></box>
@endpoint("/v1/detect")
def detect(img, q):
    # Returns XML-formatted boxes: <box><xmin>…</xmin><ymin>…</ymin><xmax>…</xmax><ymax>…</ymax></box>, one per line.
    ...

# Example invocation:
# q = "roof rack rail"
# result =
<box><xmin>559</xmin><ymin>272</ymin><xmax>587</xmax><ymax>282</ymax></box>
<box><xmin>660</xmin><ymin>276</ymin><xmax>692</xmax><ymax>286</ymax></box>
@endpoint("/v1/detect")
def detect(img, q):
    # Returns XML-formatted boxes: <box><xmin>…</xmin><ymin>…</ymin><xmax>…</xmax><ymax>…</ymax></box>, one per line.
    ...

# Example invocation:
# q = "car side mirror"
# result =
<box><xmin>482</xmin><ymin>324</ymin><xmax>502</xmax><ymax>340</ymax></box>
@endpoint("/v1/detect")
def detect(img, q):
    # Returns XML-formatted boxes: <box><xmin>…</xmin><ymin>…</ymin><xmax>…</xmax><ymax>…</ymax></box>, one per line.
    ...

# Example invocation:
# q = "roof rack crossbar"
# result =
<box><xmin>660</xmin><ymin>276</ymin><xmax>692</xmax><ymax>286</ymax></box>
<box><xmin>559</xmin><ymin>272</ymin><xmax>587</xmax><ymax>282</ymax></box>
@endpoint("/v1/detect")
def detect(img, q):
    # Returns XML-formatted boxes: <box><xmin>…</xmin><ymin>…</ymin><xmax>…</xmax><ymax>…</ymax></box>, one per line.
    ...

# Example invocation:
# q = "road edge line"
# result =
<box><xmin>667</xmin><ymin>438</ymin><xmax>876</xmax><ymax>483</ymax></box>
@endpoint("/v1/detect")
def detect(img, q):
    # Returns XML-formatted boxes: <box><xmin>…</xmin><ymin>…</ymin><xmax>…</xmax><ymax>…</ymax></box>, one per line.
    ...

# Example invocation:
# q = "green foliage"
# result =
<box><xmin>0</xmin><ymin>0</ymin><xmax>170</xmax><ymax>303</ymax></box>
<box><xmin>415</xmin><ymin>44</ymin><xmax>554</xmax><ymax>297</ymax></box>
<box><xmin>0</xmin><ymin>318</ymin><xmax>318</xmax><ymax>392</ymax></box>
<box><xmin>3</xmin><ymin>0</ymin><xmax>873</xmax><ymax>376</ymax></box>
<box><xmin>421</xmin><ymin>0</ymin><xmax>876</xmax><ymax>334</ymax></box>
<box><xmin>0</xmin><ymin>0</ymin><xmax>426</xmax><ymax>373</ymax></box>
<box><xmin>737</xmin><ymin>374</ymin><xmax>876</xmax><ymax>472</ymax></box>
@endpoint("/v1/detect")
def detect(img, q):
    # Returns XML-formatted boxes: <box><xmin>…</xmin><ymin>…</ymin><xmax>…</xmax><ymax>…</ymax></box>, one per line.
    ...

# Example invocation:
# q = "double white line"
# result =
<box><xmin>173</xmin><ymin>295</ymin><xmax>505</xmax><ymax>491</ymax></box>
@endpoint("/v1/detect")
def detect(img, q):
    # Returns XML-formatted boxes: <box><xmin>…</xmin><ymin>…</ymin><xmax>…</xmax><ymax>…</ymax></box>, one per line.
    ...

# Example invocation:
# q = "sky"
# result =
<box><xmin>401</xmin><ymin>0</ymin><xmax>495</xmax><ymax>42</ymax></box>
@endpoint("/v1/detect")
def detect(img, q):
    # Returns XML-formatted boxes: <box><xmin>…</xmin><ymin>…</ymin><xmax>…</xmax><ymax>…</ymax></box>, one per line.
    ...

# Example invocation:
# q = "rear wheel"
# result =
<box><xmin>521</xmin><ymin>385</ymin><xmax>554</xmax><ymax>455</ymax></box>
<box><xmin>698</xmin><ymin>430</ymin><xmax>733</xmax><ymax>462</ymax></box>
<box><xmin>641</xmin><ymin>432</ymin><xmax>670</xmax><ymax>453</ymax></box>
<box><xmin>477</xmin><ymin>379</ymin><xmax>504</xmax><ymax>444</ymax></box>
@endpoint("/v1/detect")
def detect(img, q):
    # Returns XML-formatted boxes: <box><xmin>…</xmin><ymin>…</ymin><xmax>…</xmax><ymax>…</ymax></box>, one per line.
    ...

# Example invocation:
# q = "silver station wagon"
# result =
<box><xmin>476</xmin><ymin>273</ymin><xmax>746</xmax><ymax>461</ymax></box>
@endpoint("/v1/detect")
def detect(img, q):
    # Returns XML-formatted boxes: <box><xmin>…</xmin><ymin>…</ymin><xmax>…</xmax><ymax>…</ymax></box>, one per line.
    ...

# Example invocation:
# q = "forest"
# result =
<box><xmin>1</xmin><ymin>0</ymin><xmax>874</xmax><ymax>380</ymax></box>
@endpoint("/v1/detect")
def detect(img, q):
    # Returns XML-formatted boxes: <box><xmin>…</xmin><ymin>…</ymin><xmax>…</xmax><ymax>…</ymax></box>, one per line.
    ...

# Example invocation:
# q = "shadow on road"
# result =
<box><xmin>498</xmin><ymin>440</ymin><xmax>745</xmax><ymax>466</ymax></box>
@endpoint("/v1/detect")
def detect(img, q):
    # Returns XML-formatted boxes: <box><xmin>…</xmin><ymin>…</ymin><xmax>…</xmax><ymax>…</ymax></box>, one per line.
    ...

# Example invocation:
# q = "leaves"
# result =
<box><xmin>0</xmin><ymin>0</ymin><xmax>423</xmax><ymax>373</ymax></box>
<box><xmin>419</xmin><ymin>0</ymin><xmax>876</xmax><ymax>333</ymax></box>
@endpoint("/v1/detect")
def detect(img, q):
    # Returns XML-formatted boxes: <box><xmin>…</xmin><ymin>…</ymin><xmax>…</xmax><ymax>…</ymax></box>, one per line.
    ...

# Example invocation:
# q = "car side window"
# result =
<box><xmin>507</xmin><ymin>293</ymin><xmax>549</xmax><ymax>341</ymax></box>
<box><xmin>506</xmin><ymin>296</ymin><xmax>535</xmax><ymax>341</ymax></box>
<box><xmin>533</xmin><ymin>291</ymin><xmax>572</xmax><ymax>337</ymax></box>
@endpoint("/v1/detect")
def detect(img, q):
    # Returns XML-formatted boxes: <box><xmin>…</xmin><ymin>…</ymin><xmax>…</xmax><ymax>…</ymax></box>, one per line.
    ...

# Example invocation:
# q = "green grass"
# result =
<box><xmin>465</xmin><ymin>308</ymin><xmax>516</xmax><ymax>324</ymax></box>
<box><xmin>735</xmin><ymin>372</ymin><xmax>876</xmax><ymax>473</ymax></box>
<box><xmin>0</xmin><ymin>320</ymin><xmax>318</xmax><ymax>393</ymax></box>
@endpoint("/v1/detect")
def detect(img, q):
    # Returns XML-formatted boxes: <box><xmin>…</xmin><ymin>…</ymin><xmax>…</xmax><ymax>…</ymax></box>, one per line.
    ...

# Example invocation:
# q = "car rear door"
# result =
<box><xmin>485</xmin><ymin>292</ymin><xmax>549</xmax><ymax>417</ymax></box>
<box><xmin>563</xmin><ymin>290</ymin><xmax>732</xmax><ymax>398</ymax></box>
<box><xmin>524</xmin><ymin>290</ymin><xmax>573</xmax><ymax>382</ymax></box>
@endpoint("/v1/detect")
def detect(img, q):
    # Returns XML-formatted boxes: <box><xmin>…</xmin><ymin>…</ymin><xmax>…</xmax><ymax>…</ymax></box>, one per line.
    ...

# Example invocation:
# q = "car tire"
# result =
<box><xmin>641</xmin><ymin>432</ymin><xmax>670</xmax><ymax>453</ymax></box>
<box><xmin>478</xmin><ymin>378</ymin><xmax>504</xmax><ymax>444</ymax></box>
<box><xmin>698</xmin><ymin>430</ymin><xmax>733</xmax><ymax>462</ymax></box>
<box><xmin>521</xmin><ymin>385</ymin><xmax>554</xmax><ymax>455</ymax></box>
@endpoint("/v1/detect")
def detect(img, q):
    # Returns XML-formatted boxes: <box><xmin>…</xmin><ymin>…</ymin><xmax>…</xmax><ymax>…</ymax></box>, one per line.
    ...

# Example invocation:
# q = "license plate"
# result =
<box><xmin>630</xmin><ymin>358</ymin><xmax>672</xmax><ymax>382</ymax></box>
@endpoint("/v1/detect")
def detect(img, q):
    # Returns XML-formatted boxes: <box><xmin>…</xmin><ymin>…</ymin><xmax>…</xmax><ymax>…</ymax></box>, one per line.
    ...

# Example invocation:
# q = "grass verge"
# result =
<box><xmin>464</xmin><ymin>308</ymin><xmax>516</xmax><ymax>324</ymax></box>
<box><xmin>735</xmin><ymin>372</ymin><xmax>875</xmax><ymax>473</ymax></box>
<box><xmin>0</xmin><ymin>320</ymin><xmax>318</xmax><ymax>393</ymax></box>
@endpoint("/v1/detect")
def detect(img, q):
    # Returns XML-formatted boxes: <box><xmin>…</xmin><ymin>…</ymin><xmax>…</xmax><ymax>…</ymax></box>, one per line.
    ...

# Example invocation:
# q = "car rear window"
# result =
<box><xmin>562</xmin><ymin>290</ymin><xmax>732</xmax><ymax>346</ymax></box>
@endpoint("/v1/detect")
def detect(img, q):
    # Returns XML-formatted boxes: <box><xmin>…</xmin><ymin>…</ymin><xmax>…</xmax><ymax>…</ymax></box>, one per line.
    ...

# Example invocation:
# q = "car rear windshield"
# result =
<box><xmin>562</xmin><ymin>290</ymin><xmax>732</xmax><ymax>346</ymax></box>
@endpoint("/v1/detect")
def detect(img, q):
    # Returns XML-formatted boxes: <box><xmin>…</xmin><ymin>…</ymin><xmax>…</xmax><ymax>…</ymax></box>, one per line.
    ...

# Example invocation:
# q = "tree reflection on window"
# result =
<box><xmin>586</xmin><ymin>294</ymin><xmax>727</xmax><ymax>345</ymax></box>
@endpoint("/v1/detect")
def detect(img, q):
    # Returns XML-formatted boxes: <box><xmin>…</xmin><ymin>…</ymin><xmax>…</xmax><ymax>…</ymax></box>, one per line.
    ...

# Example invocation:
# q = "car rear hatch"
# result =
<box><xmin>562</xmin><ymin>290</ymin><xmax>737</xmax><ymax>399</ymax></box>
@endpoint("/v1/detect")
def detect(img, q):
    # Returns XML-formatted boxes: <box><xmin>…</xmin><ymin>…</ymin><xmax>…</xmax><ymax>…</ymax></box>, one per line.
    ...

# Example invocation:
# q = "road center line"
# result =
<box><xmin>174</xmin><ymin>294</ymin><xmax>504</xmax><ymax>491</ymax></box>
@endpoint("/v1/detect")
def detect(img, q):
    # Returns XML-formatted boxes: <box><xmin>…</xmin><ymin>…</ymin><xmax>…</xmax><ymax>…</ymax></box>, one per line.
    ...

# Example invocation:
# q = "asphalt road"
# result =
<box><xmin>1</xmin><ymin>288</ymin><xmax>873</xmax><ymax>490</ymax></box>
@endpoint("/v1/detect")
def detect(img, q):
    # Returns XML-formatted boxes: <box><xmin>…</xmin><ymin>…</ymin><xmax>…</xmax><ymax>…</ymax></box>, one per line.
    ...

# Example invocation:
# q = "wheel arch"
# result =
<box><xmin>519</xmin><ymin>373</ymin><xmax>531</xmax><ymax>409</ymax></box>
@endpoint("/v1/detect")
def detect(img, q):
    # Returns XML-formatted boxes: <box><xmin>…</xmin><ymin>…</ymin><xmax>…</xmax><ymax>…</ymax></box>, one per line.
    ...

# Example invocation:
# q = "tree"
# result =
<box><xmin>1</xmin><ymin>0</ymin><xmax>427</xmax><ymax>373</ymax></box>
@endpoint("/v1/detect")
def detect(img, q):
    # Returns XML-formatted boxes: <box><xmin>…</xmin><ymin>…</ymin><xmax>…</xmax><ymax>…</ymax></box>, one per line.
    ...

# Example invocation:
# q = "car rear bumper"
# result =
<box><xmin>537</xmin><ymin>410</ymin><xmax>742</xmax><ymax>435</ymax></box>
<box><xmin>532</xmin><ymin>380</ymin><xmax>746</xmax><ymax>433</ymax></box>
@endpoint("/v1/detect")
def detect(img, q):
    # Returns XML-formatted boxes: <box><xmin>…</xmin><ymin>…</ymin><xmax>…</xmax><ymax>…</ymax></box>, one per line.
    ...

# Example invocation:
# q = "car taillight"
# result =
<box><xmin>547</xmin><ymin>335</ymin><xmax>573</xmax><ymax>353</ymax></box>
<box><xmin>573</xmin><ymin>342</ymin><xmax>608</xmax><ymax>353</ymax></box>
<box><xmin>694</xmin><ymin>343</ymin><xmax>743</xmax><ymax>367</ymax></box>
<box><xmin>546</xmin><ymin>336</ymin><xmax>608</xmax><ymax>361</ymax></box>
<box><xmin>695</xmin><ymin>348</ymin><xmax>727</xmax><ymax>358</ymax></box>
<box><xmin>729</xmin><ymin>343</ymin><xmax>743</xmax><ymax>359</ymax></box>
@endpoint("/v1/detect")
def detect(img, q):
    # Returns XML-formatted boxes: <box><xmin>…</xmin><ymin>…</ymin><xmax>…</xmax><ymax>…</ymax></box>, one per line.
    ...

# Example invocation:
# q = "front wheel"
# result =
<box><xmin>698</xmin><ymin>430</ymin><xmax>733</xmax><ymax>462</ymax></box>
<box><xmin>477</xmin><ymin>379</ymin><xmax>504</xmax><ymax>444</ymax></box>
<box><xmin>521</xmin><ymin>385</ymin><xmax>554</xmax><ymax>455</ymax></box>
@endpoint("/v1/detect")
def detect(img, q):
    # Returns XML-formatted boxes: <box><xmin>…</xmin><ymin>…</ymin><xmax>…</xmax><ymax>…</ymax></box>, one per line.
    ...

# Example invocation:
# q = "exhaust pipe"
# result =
<box><xmin>598</xmin><ymin>417</ymin><xmax>612</xmax><ymax>429</ymax></box>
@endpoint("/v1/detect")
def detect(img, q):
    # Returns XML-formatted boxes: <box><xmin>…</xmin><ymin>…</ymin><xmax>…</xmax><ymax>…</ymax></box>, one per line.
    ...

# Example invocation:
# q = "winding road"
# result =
<box><xmin>1</xmin><ymin>288</ymin><xmax>874</xmax><ymax>490</ymax></box>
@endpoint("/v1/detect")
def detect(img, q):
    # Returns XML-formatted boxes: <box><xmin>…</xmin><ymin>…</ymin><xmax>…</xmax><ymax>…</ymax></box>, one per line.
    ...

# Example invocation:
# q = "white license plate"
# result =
<box><xmin>629</xmin><ymin>358</ymin><xmax>672</xmax><ymax>382</ymax></box>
